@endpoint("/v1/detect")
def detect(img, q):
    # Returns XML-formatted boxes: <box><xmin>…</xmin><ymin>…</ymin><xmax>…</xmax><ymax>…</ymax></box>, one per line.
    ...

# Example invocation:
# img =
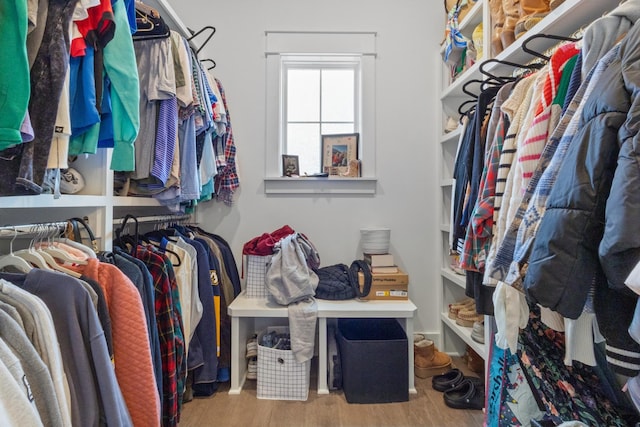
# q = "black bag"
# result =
<box><xmin>315</xmin><ymin>260</ymin><xmax>372</xmax><ymax>300</ymax></box>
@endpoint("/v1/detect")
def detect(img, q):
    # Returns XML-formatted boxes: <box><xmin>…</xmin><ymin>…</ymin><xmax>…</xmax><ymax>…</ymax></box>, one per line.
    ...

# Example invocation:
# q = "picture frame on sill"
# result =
<box><xmin>321</xmin><ymin>133</ymin><xmax>359</xmax><ymax>176</ymax></box>
<box><xmin>282</xmin><ymin>154</ymin><xmax>300</xmax><ymax>177</ymax></box>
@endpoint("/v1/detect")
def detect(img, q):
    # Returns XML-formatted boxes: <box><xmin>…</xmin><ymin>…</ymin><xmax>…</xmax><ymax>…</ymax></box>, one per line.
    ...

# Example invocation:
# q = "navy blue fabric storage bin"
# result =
<box><xmin>337</xmin><ymin>318</ymin><xmax>408</xmax><ymax>403</ymax></box>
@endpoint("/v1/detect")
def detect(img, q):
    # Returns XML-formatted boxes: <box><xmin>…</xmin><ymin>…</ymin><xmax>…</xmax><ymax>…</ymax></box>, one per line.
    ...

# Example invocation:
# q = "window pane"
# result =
<box><xmin>321</xmin><ymin>69</ymin><xmax>354</xmax><ymax>122</ymax></box>
<box><xmin>287</xmin><ymin>69</ymin><xmax>320</xmax><ymax>122</ymax></box>
<box><xmin>321</xmin><ymin>123</ymin><xmax>355</xmax><ymax>135</ymax></box>
<box><xmin>287</xmin><ymin>123</ymin><xmax>321</xmax><ymax>174</ymax></box>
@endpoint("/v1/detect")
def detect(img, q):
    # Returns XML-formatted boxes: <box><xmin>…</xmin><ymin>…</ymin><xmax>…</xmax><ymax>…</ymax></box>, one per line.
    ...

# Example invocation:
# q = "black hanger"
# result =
<box><xmin>133</xmin><ymin>7</ymin><xmax>170</xmax><ymax>40</ymax></box>
<box><xmin>521</xmin><ymin>33</ymin><xmax>580</xmax><ymax>62</ymax></box>
<box><xmin>200</xmin><ymin>58</ymin><xmax>216</xmax><ymax>70</ymax></box>
<box><xmin>114</xmin><ymin>214</ymin><xmax>139</xmax><ymax>256</ymax></box>
<box><xmin>479</xmin><ymin>58</ymin><xmax>543</xmax><ymax>83</ymax></box>
<box><xmin>143</xmin><ymin>229</ymin><xmax>182</xmax><ymax>266</ymax></box>
<box><xmin>187</xmin><ymin>25</ymin><xmax>216</xmax><ymax>55</ymax></box>
<box><xmin>462</xmin><ymin>79</ymin><xmax>483</xmax><ymax>99</ymax></box>
<box><xmin>458</xmin><ymin>99</ymin><xmax>476</xmax><ymax>117</ymax></box>
<box><xmin>151</xmin><ymin>244</ymin><xmax>182</xmax><ymax>267</ymax></box>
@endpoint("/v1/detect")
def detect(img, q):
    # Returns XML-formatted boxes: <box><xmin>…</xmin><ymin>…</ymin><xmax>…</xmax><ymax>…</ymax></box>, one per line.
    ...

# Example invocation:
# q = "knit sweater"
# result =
<box><xmin>70</xmin><ymin>259</ymin><xmax>160</xmax><ymax>427</ymax></box>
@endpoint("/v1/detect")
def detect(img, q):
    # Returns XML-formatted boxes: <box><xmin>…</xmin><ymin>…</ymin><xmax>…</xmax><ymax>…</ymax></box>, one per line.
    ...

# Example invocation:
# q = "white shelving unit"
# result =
<box><xmin>0</xmin><ymin>2</ymin><xmax>194</xmax><ymax>250</ymax></box>
<box><xmin>438</xmin><ymin>0</ymin><xmax>622</xmax><ymax>360</ymax></box>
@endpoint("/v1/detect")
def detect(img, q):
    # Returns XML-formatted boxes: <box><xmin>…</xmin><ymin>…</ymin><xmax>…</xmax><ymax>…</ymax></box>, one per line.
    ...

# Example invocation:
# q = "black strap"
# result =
<box><xmin>68</xmin><ymin>217</ymin><xmax>99</xmax><ymax>252</ymax></box>
<box><xmin>349</xmin><ymin>260</ymin><xmax>372</xmax><ymax>298</ymax></box>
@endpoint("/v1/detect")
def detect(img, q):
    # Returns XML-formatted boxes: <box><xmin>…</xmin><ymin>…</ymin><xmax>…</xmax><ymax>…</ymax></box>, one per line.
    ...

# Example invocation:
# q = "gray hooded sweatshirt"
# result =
<box><xmin>265</xmin><ymin>233</ymin><xmax>319</xmax><ymax>363</ymax></box>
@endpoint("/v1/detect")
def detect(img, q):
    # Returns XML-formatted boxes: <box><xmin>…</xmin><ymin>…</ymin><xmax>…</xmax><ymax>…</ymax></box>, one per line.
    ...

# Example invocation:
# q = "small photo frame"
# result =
<box><xmin>321</xmin><ymin>133</ymin><xmax>359</xmax><ymax>176</ymax></box>
<box><xmin>282</xmin><ymin>154</ymin><xmax>300</xmax><ymax>177</ymax></box>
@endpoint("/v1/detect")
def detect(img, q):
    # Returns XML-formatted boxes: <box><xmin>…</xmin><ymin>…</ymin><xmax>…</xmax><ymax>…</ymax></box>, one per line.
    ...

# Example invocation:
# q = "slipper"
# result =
<box><xmin>432</xmin><ymin>368</ymin><xmax>464</xmax><ymax>392</ymax></box>
<box><xmin>443</xmin><ymin>378</ymin><xmax>485</xmax><ymax>410</ymax></box>
<box><xmin>432</xmin><ymin>368</ymin><xmax>483</xmax><ymax>392</ymax></box>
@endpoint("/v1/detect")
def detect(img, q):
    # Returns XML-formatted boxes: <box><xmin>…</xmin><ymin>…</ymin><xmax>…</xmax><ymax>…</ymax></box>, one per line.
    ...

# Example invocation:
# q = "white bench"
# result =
<box><xmin>227</xmin><ymin>292</ymin><xmax>417</xmax><ymax>395</ymax></box>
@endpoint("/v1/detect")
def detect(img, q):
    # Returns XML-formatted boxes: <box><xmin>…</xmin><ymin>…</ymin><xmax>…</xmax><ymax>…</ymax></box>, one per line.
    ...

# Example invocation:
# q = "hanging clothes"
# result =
<box><xmin>66</xmin><ymin>258</ymin><xmax>161</xmax><ymax>427</ymax></box>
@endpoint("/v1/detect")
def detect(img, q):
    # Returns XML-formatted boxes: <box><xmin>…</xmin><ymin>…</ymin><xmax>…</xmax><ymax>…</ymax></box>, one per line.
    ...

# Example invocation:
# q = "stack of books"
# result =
<box><xmin>364</xmin><ymin>253</ymin><xmax>398</xmax><ymax>274</ymax></box>
<box><xmin>358</xmin><ymin>253</ymin><xmax>409</xmax><ymax>300</ymax></box>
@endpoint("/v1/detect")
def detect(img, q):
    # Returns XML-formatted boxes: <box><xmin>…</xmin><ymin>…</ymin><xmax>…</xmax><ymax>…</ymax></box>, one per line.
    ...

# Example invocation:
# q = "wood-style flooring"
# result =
<box><xmin>178</xmin><ymin>357</ymin><xmax>485</xmax><ymax>427</ymax></box>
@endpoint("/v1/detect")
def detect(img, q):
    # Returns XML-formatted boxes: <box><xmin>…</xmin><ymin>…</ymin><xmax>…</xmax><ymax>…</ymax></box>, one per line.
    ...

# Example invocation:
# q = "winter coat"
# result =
<box><xmin>523</xmin><ymin>22</ymin><xmax>640</xmax><ymax>376</ymax></box>
<box><xmin>525</xmin><ymin>22</ymin><xmax>640</xmax><ymax>317</ymax></box>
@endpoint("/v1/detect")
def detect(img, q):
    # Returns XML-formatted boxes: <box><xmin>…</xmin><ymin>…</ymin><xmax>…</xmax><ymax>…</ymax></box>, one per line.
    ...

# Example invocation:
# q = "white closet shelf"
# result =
<box><xmin>440</xmin><ymin>128</ymin><xmax>462</xmax><ymax>144</ymax></box>
<box><xmin>1</xmin><ymin>194</ymin><xmax>107</xmax><ymax>209</ymax></box>
<box><xmin>484</xmin><ymin>0</ymin><xmax>620</xmax><ymax>76</ymax></box>
<box><xmin>112</xmin><ymin>196</ymin><xmax>166</xmax><ymax>207</ymax></box>
<box><xmin>458</xmin><ymin>0</ymin><xmax>484</xmax><ymax>39</ymax></box>
<box><xmin>441</xmin><ymin>0</ymin><xmax>621</xmax><ymax>110</ymax></box>
<box><xmin>441</xmin><ymin>267</ymin><xmax>466</xmax><ymax>289</ymax></box>
<box><xmin>441</xmin><ymin>313</ymin><xmax>486</xmax><ymax>358</ymax></box>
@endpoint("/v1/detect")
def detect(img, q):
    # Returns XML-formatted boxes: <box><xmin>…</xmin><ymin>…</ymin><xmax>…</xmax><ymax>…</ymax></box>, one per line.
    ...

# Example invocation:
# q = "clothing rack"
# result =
<box><xmin>113</xmin><ymin>213</ymin><xmax>193</xmax><ymax>226</ymax></box>
<box><xmin>0</xmin><ymin>221</ymin><xmax>68</xmax><ymax>238</ymax></box>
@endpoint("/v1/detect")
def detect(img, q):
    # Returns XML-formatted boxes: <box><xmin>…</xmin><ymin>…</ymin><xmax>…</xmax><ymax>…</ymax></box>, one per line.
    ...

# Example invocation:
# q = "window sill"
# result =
<box><xmin>264</xmin><ymin>176</ymin><xmax>377</xmax><ymax>195</ymax></box>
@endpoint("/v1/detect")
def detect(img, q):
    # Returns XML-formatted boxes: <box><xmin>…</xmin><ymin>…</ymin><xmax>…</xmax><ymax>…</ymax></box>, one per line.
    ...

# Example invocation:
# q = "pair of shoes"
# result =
<box><xmin>443</xmin><ymin>377</ymin><xmax>485</xmax><ymax>410</ymax></box>
<box><xmin>432</xmin><ymin>368</ymin><xmax>483</xmax><ymax>392</ymax></box>
<box><xmin>415</xmin><ymin>338</ymin><xmax>452</xmax><ymax>378</ymax></box>
<box><xmin>456</xmin><ymin>305</ymin><xmax>483</xmax><ymax>327</ymax></box>
<box><xmin>42</xmin><ymin>167</ymin><xmax>85</xmax><ymax>194</ymax></box>
<box><xmin>448</xmin><ymin>298</ymin><xmax>474</xmax><ymax>320</ymax></box>
<box><xmin>514</xmin><ymin>0</ymin><xmax>551</xmax><ymax>39</ymax></box>
<box><xmin>246</xmin><ymin>357</ymin><xmax>257</xmax><ymax>380</ymax></box>
<box><xmin>246</xmin><ymin>334</ymin><xmax>257</xmax><ymax>358</ymax></box>
<box><xmin>471</xmin><ymin>320</ymin><xmax>485</xmax><ymax>344</ymax></box>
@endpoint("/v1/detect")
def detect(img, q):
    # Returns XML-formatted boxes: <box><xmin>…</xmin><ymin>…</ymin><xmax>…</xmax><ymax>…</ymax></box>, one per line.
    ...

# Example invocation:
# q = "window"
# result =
<box><xmin>265</xmin><ymin>31</ymin><xmax>377</xmax><ymax>193</ymax></box>
<box><xmin>283</xmin><ymin>56</ymin><xmax>360</xmax><ymax>175</ymax></box>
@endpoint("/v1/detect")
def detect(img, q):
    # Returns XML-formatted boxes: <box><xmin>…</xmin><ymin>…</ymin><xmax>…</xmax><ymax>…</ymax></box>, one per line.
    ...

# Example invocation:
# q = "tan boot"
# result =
<box><xmin>514</xmin><ymin>0</ymin><xmax>550</xmax><ymax>39</ymax></box>
<box><xmin>467</xmin><ymin>346</ymin><xmax>485</xmax><ymax>375</ymax></box>
<box><xmin>489</xmin><ymin>0</ymin><xmax>505</xmax><ymax>57</ymax></box>
<box><xmin>501</xmin><ymin>0</ymin><xmax>521</xmax><ymax>50</ymax></box>
<box><xmin>415</xmin><ymin>339</ymin><xmax>452</xmax><ymax>378</ymax></box>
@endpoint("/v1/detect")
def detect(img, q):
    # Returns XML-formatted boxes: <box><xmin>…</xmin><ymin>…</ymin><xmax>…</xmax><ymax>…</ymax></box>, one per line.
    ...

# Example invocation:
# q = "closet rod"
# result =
<box><xmin>0</xmin><ymin>221</ymin><xmax>68</xmax><ymax>237</ymax></box>
<box><xmin>113</xmin><ymin>213</ymin><xmax>193</xmax><ymax>225</ymax></box>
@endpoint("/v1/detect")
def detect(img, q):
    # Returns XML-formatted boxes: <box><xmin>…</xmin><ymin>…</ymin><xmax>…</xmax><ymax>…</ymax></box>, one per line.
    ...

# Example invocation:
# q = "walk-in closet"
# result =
<box><xmin>2</xmin><ymin>0</ymin><xmax>640</xmax><ymax>426</ymax></box>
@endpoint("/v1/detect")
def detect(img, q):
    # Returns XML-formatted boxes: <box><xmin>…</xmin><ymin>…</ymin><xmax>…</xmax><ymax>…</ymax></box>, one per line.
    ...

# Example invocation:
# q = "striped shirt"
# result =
<box><xmin>482</xmin><ymin>75</ymin><xmax>537</xmax><ymax>284</ymax></box>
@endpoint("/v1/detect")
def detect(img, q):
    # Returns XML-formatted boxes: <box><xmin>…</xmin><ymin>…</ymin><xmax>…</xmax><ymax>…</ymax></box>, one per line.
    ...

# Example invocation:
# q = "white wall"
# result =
<box><xmin>169</xmin><ymin>0</ymin><xmax>445</xmax><ymax>335</ymax></box>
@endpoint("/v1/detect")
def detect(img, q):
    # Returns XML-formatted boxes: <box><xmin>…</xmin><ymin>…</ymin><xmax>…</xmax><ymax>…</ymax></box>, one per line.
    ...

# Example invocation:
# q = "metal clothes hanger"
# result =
<box><xmin>200</xmin><ymin>58</ymin><xmax>217</xmax><ymax>70</ymax></box>
<box><xmin>187</xmin><ymin>25</ymin><xmax>216</xmax><ymax>54</ymax></box>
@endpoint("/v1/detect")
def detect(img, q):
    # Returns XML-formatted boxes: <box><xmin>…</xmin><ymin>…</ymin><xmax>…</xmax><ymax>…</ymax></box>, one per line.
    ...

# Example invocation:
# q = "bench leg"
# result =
<box><xmin>317</xmin><ymin>317</ymin><xmax>329</xmax><ymax>394</ymax></box>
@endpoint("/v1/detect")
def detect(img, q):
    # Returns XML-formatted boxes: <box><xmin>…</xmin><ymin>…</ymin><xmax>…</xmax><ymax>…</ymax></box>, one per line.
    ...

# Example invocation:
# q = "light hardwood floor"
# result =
<box><xmin>178</xmin><ymin>357</ymin><xmax>485</xmax><ymax>427</ymax></box>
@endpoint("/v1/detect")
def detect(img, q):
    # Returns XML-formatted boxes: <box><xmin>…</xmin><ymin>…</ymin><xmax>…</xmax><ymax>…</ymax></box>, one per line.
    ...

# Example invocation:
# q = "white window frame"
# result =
<box><xmin>264</xmin><ymin>31</ymin><xmax>377</xmax><ymax>194</ymax></box>
<box><xmin>282</xmin><ymin>56</ymin><xmax>360</xmax><ymax>161</ymax></box>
